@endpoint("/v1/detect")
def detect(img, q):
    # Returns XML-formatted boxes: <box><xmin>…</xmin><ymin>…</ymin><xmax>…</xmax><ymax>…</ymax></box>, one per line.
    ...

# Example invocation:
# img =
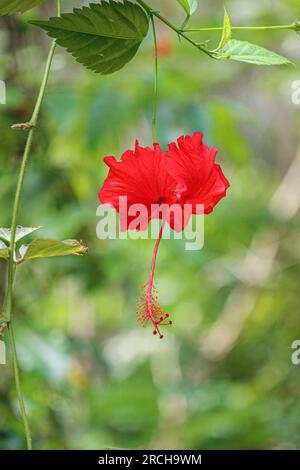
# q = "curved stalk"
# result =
<box><xmin>2</xmin><ymin>35</ymin><xmax>58</xmax><ymax>324</ymax></box>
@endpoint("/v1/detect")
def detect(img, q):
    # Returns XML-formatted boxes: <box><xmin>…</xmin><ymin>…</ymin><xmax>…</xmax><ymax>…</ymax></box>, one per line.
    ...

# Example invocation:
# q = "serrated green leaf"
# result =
<box><xmin>0</xmin><ymin>240</ymin><xmax>9</xmax><ymax>261</ymax></box>
<box><xmin>31</xmin><ymin>1</ymin><xmax>149</xmax><ymax>75</ymax></box>
<box><xmin>0</xmin><ymin>226</ymin><xmax>41</xmax><ymax>243</ymax></box>
<box><xmin>215</xmin><ymin>39</ymin><xmax>292</xmax><ymax>65</ymax></box>
<box><xmin>0</xmin><ymin>0</ymin><xmax>44</xmax><ymax>15</ymax></box>
<box><xmin>177</xmin><ymin>0</ymin><xmax>198</xmax><ymax>15</ymax></box>
<box><xmin>217</xmin><ymin>7</ymin><xmax>231</xmax><ymax>50</ymax></box>
<box><xmin>20</xmin><ymin>238</ymin><xmax>88</xmax><ymax>261</ymax></box>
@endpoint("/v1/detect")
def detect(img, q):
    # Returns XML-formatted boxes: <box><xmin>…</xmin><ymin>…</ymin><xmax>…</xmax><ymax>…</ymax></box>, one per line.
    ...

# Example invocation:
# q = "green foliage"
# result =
<box><xmin>31</xmin><ymin>1</ymin><xmax>149</xmax><ymax>75</ymax></box>
<box><xmin>0</xmin><ymin>226</ymin><xmax>41</xmax><ymax>243</ymax></box>
<box><xmin>19</xmin><ymin>239</ymin><xmax>88</xmax><ymax>261</ymax></box>
<box><xmin>177</xmin><ymin>0</ymin><xmax>198</xmax><ymax>16</ymax></box>
<box><xmin>0</xmin><ymin>227</ymin><xmax>87</xmax><ymax>262</ymax></box>
<box><xmin>215</xmin><ymin>39</ymin><xmax>292</xmax><ymax>65</ymax></box>
<box><xmin>216</xmin><ymin>7</ymin><xmax>232</xmax><ymax>50</ymax></box>
<box><xmin>0</xmin><ymin>0</ymin><xmax>44</xmax><ymax>15</ymax></box>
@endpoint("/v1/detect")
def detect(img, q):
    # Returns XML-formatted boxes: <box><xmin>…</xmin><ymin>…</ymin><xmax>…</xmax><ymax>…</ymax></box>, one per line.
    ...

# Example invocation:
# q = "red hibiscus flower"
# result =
<box><xmin>98</xmin><ymin>132</ymin><xmax>230</xmax><ymax>338</ymax></box>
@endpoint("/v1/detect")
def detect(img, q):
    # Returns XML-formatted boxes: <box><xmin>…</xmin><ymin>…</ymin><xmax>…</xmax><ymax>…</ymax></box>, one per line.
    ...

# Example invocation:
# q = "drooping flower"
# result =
<box><xmin>98</xmin><ymin>133</ymin><xmax>230</xmax><ymax>338</ymax></box>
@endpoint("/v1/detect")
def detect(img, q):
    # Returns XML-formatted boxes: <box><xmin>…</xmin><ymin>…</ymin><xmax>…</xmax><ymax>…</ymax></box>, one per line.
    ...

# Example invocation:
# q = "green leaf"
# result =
<box><xmin>30</xmin><ymin>1</ymin><xmax>149</xmax><ymax>75</ymax></box>
<box><xmin>0</xmin><ymin>241</ymin><xmax>9</xmax><ymax>261</ymax></box>
<box><xmin>216</xmin><ymin>7</ymin><xmax>231</xmax><ymax>50</ymax></box>
<box><xmin>215</xmin><ymin>39</ymin><xmax>292</xmax><ymax>65</ymax></box>
<box><xmin>0</xmin><ymin>226</ymin><xmax>41</xmax><ymax>243</ymax></box>
<box><xmin>0</xmin><ymin>0</ymin><xmax>44</xmax><ymax>15</ymax></box>
<box><xmin>20</xmin><ymin>239</ymin><xmax>88</xmax><ymax>261</ymax></box>
<box><xmin>177</xmin><ymin>0</ymin><xmax>198</xmax><ymax>15</ymax></box>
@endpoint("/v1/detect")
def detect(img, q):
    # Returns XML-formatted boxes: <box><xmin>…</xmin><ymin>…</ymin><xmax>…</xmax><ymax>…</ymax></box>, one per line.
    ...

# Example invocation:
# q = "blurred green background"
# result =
<box><xmin>1</xmin><ymin>0</ymin><xmax>300</xmax><ymax>450</ymax></box>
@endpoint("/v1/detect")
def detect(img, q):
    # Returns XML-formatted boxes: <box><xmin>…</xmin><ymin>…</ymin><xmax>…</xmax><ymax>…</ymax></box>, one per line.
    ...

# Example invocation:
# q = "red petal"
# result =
<box><xmin>98</xmin><ymin>142</ymin><xmax>177</xmax><ymax>230</ymax></box>
<box><xmin>166</xmin><ymin>132</ymin><xmax>230</xmax><ymax>214</ymax></box>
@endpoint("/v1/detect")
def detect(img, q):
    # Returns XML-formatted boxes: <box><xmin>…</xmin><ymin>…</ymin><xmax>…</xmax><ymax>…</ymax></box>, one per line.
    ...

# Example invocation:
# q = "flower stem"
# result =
<box><xmin>150</xmin><ymin>13</ymin><xmax>158</xmax><ymax>144</ymax></box>
<box><xmin>7</xmin><ymin>322</ymin><xmax>32</xmax><ymax>450</ymax></box>
<box><xmin>136</xmin><ymin>0</ymin><xmax>213</xmax><ymax>57</ymax></box>
<box><xmin>184</xmin><ymin>24</ymin><xmax>295</xmax><ymax>33</ymax></box>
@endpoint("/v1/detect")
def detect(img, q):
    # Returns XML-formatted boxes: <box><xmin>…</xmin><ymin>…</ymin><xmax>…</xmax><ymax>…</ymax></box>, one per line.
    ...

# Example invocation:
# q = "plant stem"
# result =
<box><xmin>178</xmin><ymin>14</ymin><xmax>190</xmax><ymax>44</ymax></box>
<box><xmin>7</xmin><ymin>322</ymin><xmax>32</xmax><ymax>450</ymax></box>
<box><xmin>136</xmin><ymin>0</ymin><xmax>213</xmax><ymax>57</ymax></box>
<box><xmin>2</xmin><ymin>4</ymin><xmax>60</xmax><ymax>324</ymax></box>
<box><xmin>56</xmin><ymin>0</ymin><xmax>61</xmax><ymax>16</ymax></box>
<box><xmin>184</xmin><ymin>24</ymin><xmax>295</xmax><ymax>33</ymax></box>
<box><xmin>181</xmin><ymin>14</ymin><xmax>191</xmax><ymax>31</ymax></box>
<box><xmin>150</xmin><ymin>14</ymin><xmax>158</xmax><ymax>143</ymax></box>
